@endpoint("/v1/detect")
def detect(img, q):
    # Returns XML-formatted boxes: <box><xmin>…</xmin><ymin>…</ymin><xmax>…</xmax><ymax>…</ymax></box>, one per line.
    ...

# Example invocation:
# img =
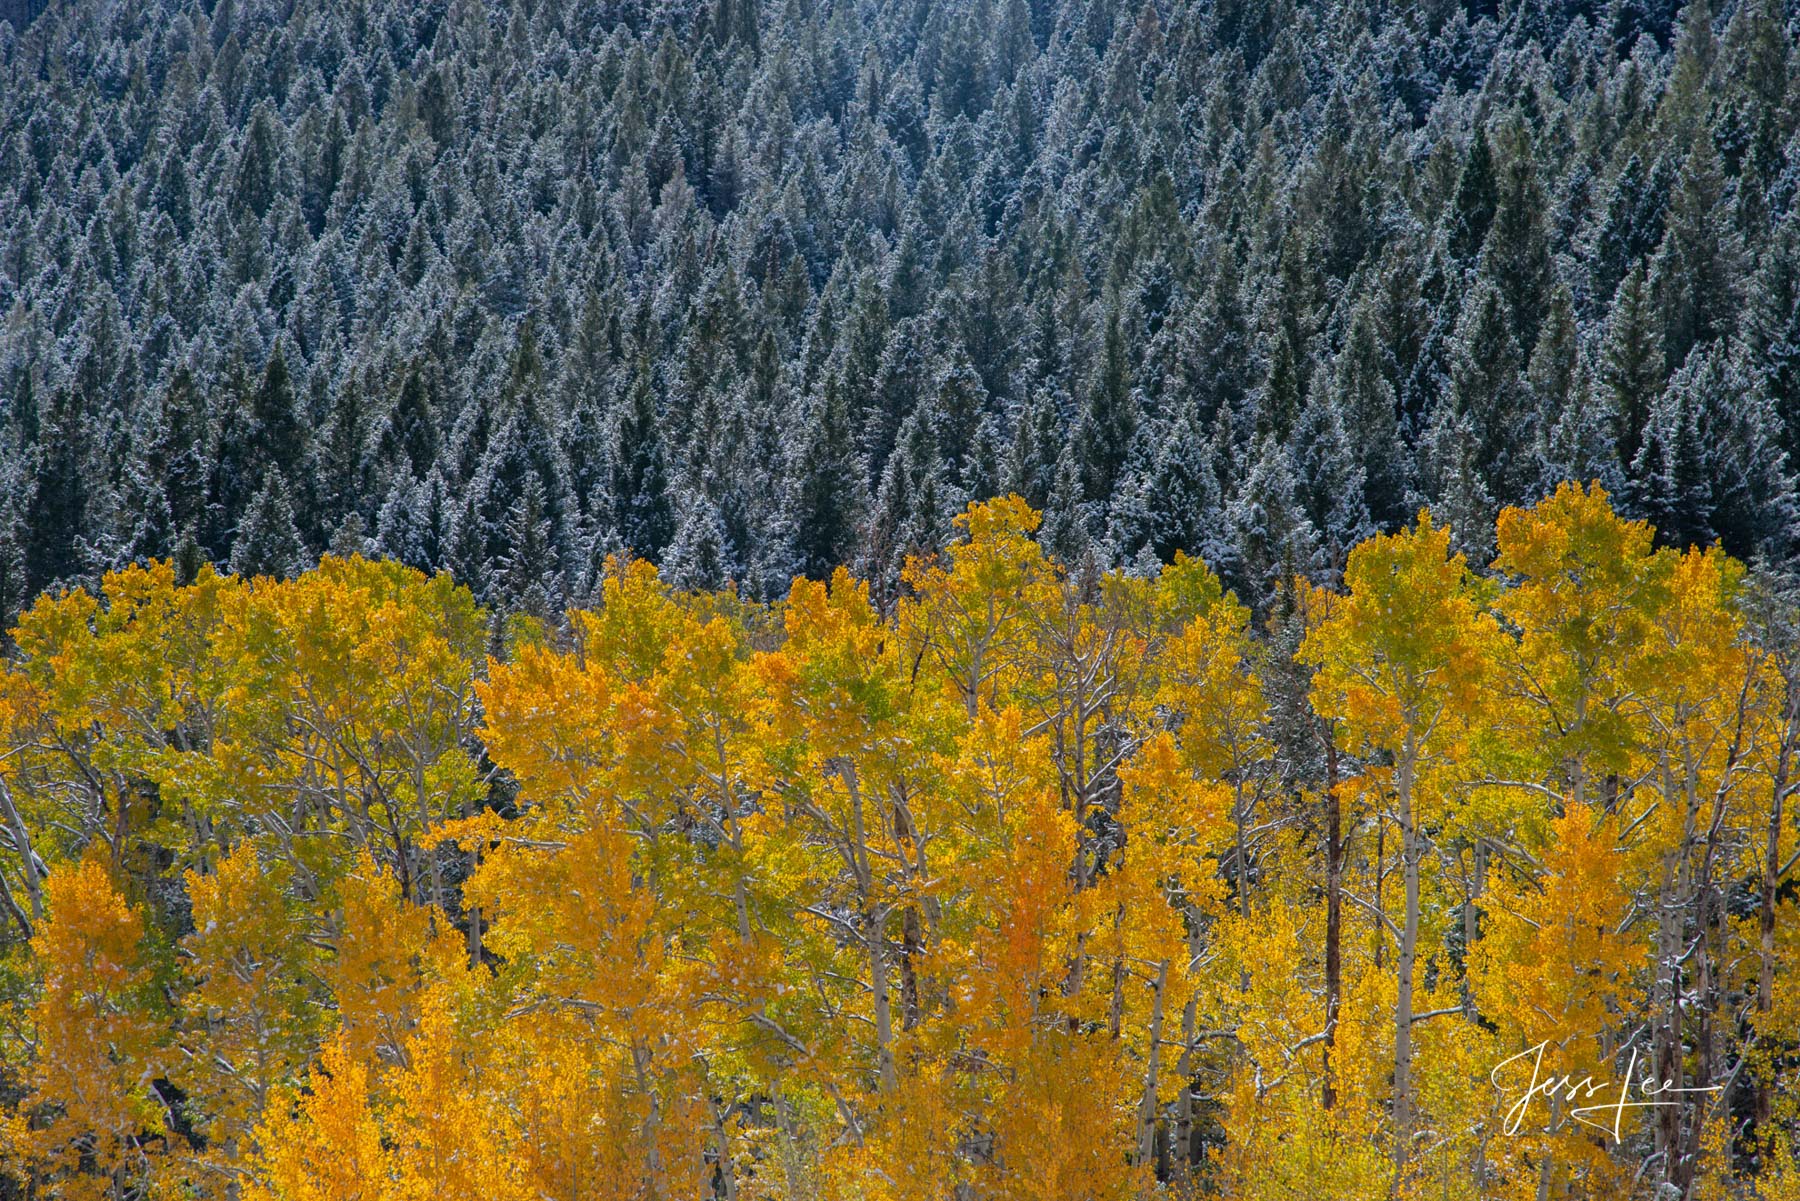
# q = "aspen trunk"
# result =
<box><xmin>0</xmin><ymin>776</ymin><xmax>43</xmax><ymax>920</ymax></box>
<box><xmin>1757</xmin><ymin>679</ymin><xmax>1795</xmax><ymax>1143</ymax></box>
<box><xmin>869</xmin><ymin>903</ymin><xmax>897</xmax><ymax>1091</ymax></box>
<box><xmin>1323</xmin><ymin>736</ymin><xmax>1341</xmax><ymax>1110</ymax></box>
<box><xmin>1393</xmin><ymin>743</ymin><xmax>1419</xmax><ymax>1170</ymax></box>
<box><xmin>1137</xmin><ymin>959</ymin><xmax>1168</xmax><ymax>1165</ymax></box>
<box><xmin>1174</xmin><ymin>994</ymin><xmax>1197</xmax><ymax>1173</ymax></box>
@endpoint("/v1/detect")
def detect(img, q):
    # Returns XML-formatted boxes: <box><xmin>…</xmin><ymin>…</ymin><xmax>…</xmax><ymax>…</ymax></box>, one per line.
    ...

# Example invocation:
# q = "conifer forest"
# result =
<box><xmin>5</xmin><ymin>0</ymin><xmax>1800</xmax><ymax>1195</ymax></box>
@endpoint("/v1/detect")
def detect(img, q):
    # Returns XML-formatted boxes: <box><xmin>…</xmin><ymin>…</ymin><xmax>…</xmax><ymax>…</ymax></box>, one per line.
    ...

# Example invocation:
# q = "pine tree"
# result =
<box><xmin>231</xmin><ymin>103</ymin><xmax>281</xmax><ymax>221</ymax></box>
<box><xmin>561</xmin><ymin>391</ymin><xmax>612</xmax><ymax>525</ymax></box>
<box><xmin>445</xmin><ymin>491</ymin><xmax>492</xmax><ymax>602</ymax></box>
<box><xmin>859</xmin><ymin>404</ymin><xmax>960</xmax><ymax>613</ymax></box>
<box><xmin>1140</xmin><ymin>403</ymin><xmax>1235</xmax><ymax>574</ymax></box>
<box><xmin>1526</xmin><ymin>284</ymin><xmax>1579</xmax><ymax>423</ymax></box>
<box><xmin>1447</xmin><ymin>280</ymin><xmax>1534</xmax><ymax>506</ymax></box>
<box><xmin>1651</xmin><ymin>133</ymin><xmax>1743</xmax><ymax>372</ymax></box>
<box><xmin>612</xmin><ymin>360</ymin><xmax>674</xmax><ymax>563</ymax></box>
<box><xmin>663</xmin><ymin>490</ymin><xmax>736</xmax><ymax>593</ymax></box>
<box><xmin>1479</xmin><ymin>119</ymin><xmax>1552</xmax><ymax>354</ymax></box>
<box><xmin>230</xmin><ymin>470</ymin><xmax>309</xmax><ymax>580</ymax></box>
<box><xmin>23</xmin><ymin>388</ymin><xmax>87</xmax><ymax>592</ymax></box>
<box><xmin>1256</xmin><ymin>323</ymin><xmax>1303</xmax><ymax>445</ymax></box>
<box><xmin>1006</xmin><ymin>386</ymin><xmax>1067</xmax><ymax>511</ymax></box>
<box><xmin>1657</xmin><ymin>342</ymin><xmax>1798</xmax><ymax>561</ymax></box>
<box><xmin>1422</xmin><ymin>407</ymin><xmax>1498</xmax><ymax>565</ymax></box>
<box><xmin>792</xmin><ymin>376</ymin><xmax>866</xmax><ymax>580</ymax></box>
<box><xmin>1038</xmin><ymin>443</ymin><xmax>1091</xmax><ymax>567</ymax></box>
<box><xmin>1333</xmin><ymin>303</ymin><xmax>1409</xmax><ymax>528</ymax></box>
<box><xmin>316</xmin><ymin>375</ymin><xmax>369</xmax><ymax>539</ymax></box>
<box><xmin>1626</xmin><ymin>379</ymin><xmax>1714</xmax><ymax>553</ymax></box>
<box><xmin>373</xmin><ymin>473</ymin><xmax>428</xmax><ymax>570</ymax></box>
<box><xmin>495</xmin><ymin>474</ymin><xmax>563</xmax><ymax>610</ymax></box>
<box><xmin>372</xmin><ymin>366</ymin><xmax>440</xmax><ymax>490</ymax></box>
<box><xmin>1591</xmin><ymin>152</ymin><xmax>1671</xmax><ymax>304</ymax></box>
<box><xmin>963</xmin><ymin>412</ymin><xmax>1004</xmax><ymax>504</ymax></box>
<box><xmin>1074</xmin><ymin>304</ymin><xmax>1137</xmax><ymax>504</ymax></box>
<box><xmin>0</xmin><ymin>454</ymin><xmax>33</xmax><ymax>631</ymax></box>
<box><xmin>1182</xmin><ymin>243</ymin><xmax>1255</xmax><ymax>426</ymax></box>
<box><xmin>1750</xmin><ymin>217</ymin><xmax>1800</xmax><ymax>464</ymax></box>
<box><xmin>1446</xmin><ymin>121</ymin><xmax>1497</xmax><ymax>263</ymax></box>
<box><xmin>1291</xmin><ymin>387</ymin><xmax>1372</xmax><ymax>580</ymax></box>
<box><xmin>1541</xmin><ymin>358</ymin><xmax>1622</xmax><ymax>497</ymax></box>
<box><xmin>1228</xmin><ymin>436</ymin><xmax>1320</xmax><ymax>615</ymax></box>
<box><xmin>1602</xmin><ymin>265</ymin><xmax>1665</xmax><ymax>475</ymax></box>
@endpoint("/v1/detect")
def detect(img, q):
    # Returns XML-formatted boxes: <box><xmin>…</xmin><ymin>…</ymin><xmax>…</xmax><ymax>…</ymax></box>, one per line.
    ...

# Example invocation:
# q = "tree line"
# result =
<box><xmin>2</xmin><ymin>0</ymin><xmax>1800</xmax><ymax>627</ymax></box>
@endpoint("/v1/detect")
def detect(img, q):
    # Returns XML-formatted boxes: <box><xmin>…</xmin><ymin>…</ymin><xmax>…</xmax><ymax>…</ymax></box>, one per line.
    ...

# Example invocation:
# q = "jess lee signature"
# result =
<box><xmin>1491</xmin><ymin>1041</ymin><xmax>1723</xmax><ymax>1141</ymax></box>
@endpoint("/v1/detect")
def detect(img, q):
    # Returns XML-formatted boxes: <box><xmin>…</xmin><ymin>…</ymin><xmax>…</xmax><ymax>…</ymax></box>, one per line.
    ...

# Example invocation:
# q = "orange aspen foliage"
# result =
<box><xmin>0</xmin><ymin>492</ymin><xmax>1795</xmax><ymax>1200</ymax></box>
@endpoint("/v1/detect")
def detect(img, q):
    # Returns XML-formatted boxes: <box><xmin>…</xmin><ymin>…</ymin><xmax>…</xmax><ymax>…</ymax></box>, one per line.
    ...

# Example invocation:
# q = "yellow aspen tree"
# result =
<box><xmin>1476</xmin><ymin>484</ymin><xmax>1676</xmax><ymax>1195</ymax></box>
<box><xmin>472</xmin><ymin>576</ymin><xmax>722</xmax><ymax>1200</ymax></box>
<box><xmin>243</xmin><ymin>1035</ymin><xmax>393</xmax><ymax>1201</ymax></box>
<box><xmin>14</xmin><ymin>856</ymin><xmax>168</xmax><ymax>1200</ymax></box>
<box><xmin>1301</xmin><ymin>511</ymin><xmax>1502</xmax><ymax>1173</ymax></box>
<box><xmin>318</xmin><ymin>851</ymin><xmax>459</xmax><ymax>1070</ymax></box>
<box><xmin>760</xmin><ymin>569</ymin><xmax>930</xmax><ymax>1109</ymax></box>
<box><xmin>1634</xmin><ymin>546</ymin><xmax>1765</xmax><ymax>1193</ymax></box>
<box><xmin>898</xmin><ymin>495</ymin><xmax>1057</xmax><ymax>718</ymax></box>
<box><xmin>178</xmin><ymin>842</ymin><xmax>320</xmax><ymax>1187</ymax></box>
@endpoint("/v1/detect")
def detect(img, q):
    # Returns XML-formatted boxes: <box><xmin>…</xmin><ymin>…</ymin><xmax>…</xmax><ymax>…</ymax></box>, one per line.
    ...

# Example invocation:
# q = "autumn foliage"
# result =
<box><xmin>1</xmin><ymin>487</ymin><xmax>1798</xmax><ymax>1199</ymax></box>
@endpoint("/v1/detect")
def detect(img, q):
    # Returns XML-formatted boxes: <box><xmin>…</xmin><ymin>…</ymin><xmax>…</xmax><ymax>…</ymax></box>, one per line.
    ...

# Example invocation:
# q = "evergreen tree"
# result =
<box><xmin>1602</xmin><ymin>265</ymin><xmax>1666</xmax><ymax>476</ymax></box>
<box><xmin>792</xmin><ymin>376</ymin><xmax>865</xmax><ymax>580</ymax></box>
<box><xmin>1182</xmin><ymin>244</ymin><xmax>1255</xmax><ymax>426</ymax></box>
<box><xmin>1651</xmin><ymin>134</ymin><xmax>1743</xmax><ymax>372</ymax></box>
<box><xmin>6</xmin><ymin>0</ymin><xmax>1800</xmax><ymax>627</ymax></box>
<box><xmin>0</xmin><ymin>455</ymin><xmax>33</xmax><ymax>632</ymax></box>
<box><xmin>859</xmin><ymin>404</ymin><xmax>960</xmax><ymax>614</ymax></box>
<box><xmin>1038</xmin><ymin>443</ymin><xmax>1091</xmax><ymax>567</ymax></box>
<box><xmin>445</xmin><ymin>491</ymin><xmax>492</xmax><ymax>602</ymax></box>
<box><xmin>1291</xmin><ymin>387</ymin><xmax>1372</xmax><ymax>580</ymax></box>
<box><xmin>1643</xmin><ymin>342</ymin><xmax>1798</xmax><ymax>561</ymax></box>
<box><xmin>372</xmin><ymin>366</ymin><xmax>440</xmax><ymax>490</ymax></box>
<box><xmin>561</xmin><ymin>391</ymin><xmax>612</xmax><ymax>524</ymax></box>
<box><xmin>495</xmin><ymin>474</ymin><xmax>563</xmax><ymax>610</ymax></box>
<box><xmin>1591</xmin><ymin>152</ymin><xmax>1670</xmax><ymax>304</ymax></box>
<box><xmin>1227</xmin><ymin>436</ymin><xmax>1319</xmax><ymax>615</ymax></box>
<box><xmin>230</xmin><ymin>470</ymin><xmax>309</xmax><ymax>580</ymax></box>
<box><xmin>316</xmin><ymin>373</ymin><xmax>369</xmax><ymax>537</ymax></box>
<box><xmin>1626</xmin><ymin>377</ymin><xmax>1714</xmax><ymax>554</ymax></box>
<box><xmin>1333</xmin><ymin>303</ymin><xmax>1409</xmax><ymax>528</ymax></box>
<box><xmin>1541</xmin><ymin>358</ymin><xmax>1622</xmax><ymax>497</ymax></box>
<box><xmin>231</xmin><ymin>103</ymin><xmax>282</xmax><ymax>221</ymax></box>
<box><xmin>23</xmin><ymin>389</ymin><xmax>87</xmax><ymax>592</ymax></box>
<box><xmin>1446</xmin><ymin>121</ymin><xmax>1497</xmax><ymax>263</ymax></box>
<box><xmin>612</xmin><ymin>360</ymin><xmax>674</xmax><ymax>562</ymax></box>
<box><xmin>1446</xmin><ymin>280</ymin><xmax>1534</xmax><ymax>506</ymax></box>
<box><xmin>1256</xmin><ymin>324</ymin><xmax>1303</xmax><ymax>445</ymax></box>
<box><xmin>1751</xmin><ymin>217</ymin><xmax>1800</xmax><ymax>463</ymax></box>
<box><xmin>1479</xmin><ymin>119</ymin><xmax>1552</xmax><ymax>354</ymax></box>
<box><xmin>1074</xmin><ymin>304</ymin><xmax>1137</xmax><ymax>504</ymax></box>
<box><xmin>1006</xmin><ymin>386</ymin><xmax>1067</xmax><ymax>511</ymax></box>
<box><xmin>1422</xmin><ymin>407</ymin><xmax>1499</xmax><ymax>565</ymax></box>
<box><xmin>663</xmin><ymin>490</ymin><xmax>736</xmax><ymax>593</ymax></box>
<box><xmin>374</xmin><ymin>473</ymin><xmax>429</xmax><ymax>570</ymax></box>
<box><xmin>1526</xmin><ymin>285</ymin><xmax>1579</xmax><ymax>424</ymax></box>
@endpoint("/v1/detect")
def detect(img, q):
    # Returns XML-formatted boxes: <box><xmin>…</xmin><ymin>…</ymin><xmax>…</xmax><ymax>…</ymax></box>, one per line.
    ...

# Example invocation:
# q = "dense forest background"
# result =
<box><xmin>3</xmin><ymin>0</ymin><xmax>1799</xmax><ymax>627</ymax></box>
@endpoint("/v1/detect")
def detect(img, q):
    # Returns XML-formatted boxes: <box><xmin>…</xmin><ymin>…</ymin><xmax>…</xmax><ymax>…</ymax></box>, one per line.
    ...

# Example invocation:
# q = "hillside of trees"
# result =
<box><xmin>1</xmin><ymin>489</ymin><xmax>1799</xmax><ymax>1198</ymax></box>
<box><xmin>9</xmin><ymin>0</ymin><xmax>1800</xmax><ymax>1195</ymax></box>
<box><xmin>2</xmin><ymin>0</ymin><xmax>1800</xmax><ymax>627</ymax></box>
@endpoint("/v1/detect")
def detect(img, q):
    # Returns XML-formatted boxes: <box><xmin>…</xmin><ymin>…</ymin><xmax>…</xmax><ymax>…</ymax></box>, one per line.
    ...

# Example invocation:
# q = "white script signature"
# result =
<box><xmin>1490</xmin><ymin>1040</ymin><xmax>1722</xmax><ymax>1141</ymax></box>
